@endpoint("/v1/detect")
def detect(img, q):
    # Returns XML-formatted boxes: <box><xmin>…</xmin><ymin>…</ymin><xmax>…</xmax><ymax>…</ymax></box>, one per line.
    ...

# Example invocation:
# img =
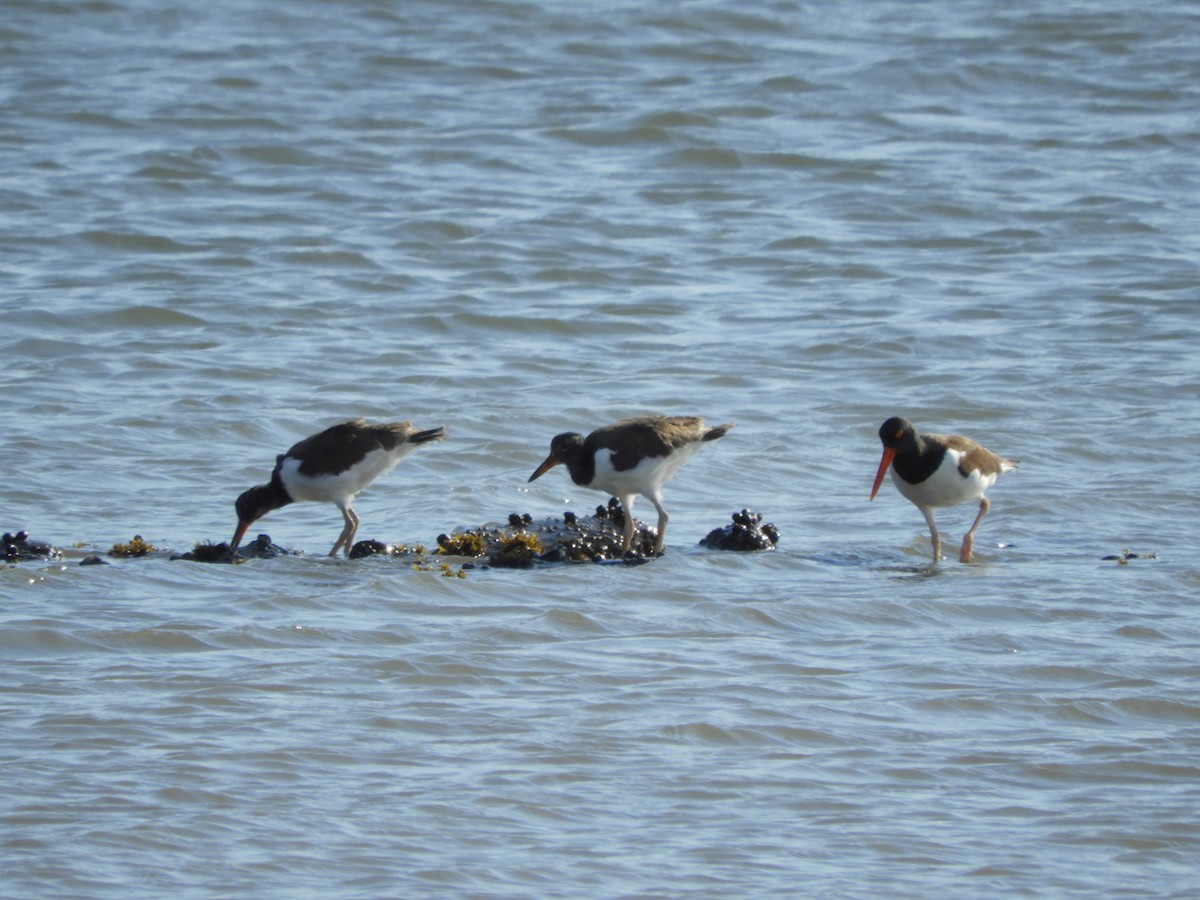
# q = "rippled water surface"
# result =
<box><xmin>3</xmin><ymin>0</ymin><xmax>1199</xmax><ymax>896</ymax></box>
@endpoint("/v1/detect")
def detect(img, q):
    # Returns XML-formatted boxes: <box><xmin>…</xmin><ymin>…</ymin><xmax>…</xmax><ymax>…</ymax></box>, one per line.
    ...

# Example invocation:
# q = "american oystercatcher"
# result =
<box><xmin>870</xmin><ymin>416</ymin><xmax>1017</xmax><ymax>563</ymax></box>
<box><xmin>528</xmin><ymin>415</ymin><xmax>733</xmax><ymax>554</ymax></box>
<box><xmin>232</xmin><ymin>418</ymin><xmax>445</xmax><ymax>557</ymax></box>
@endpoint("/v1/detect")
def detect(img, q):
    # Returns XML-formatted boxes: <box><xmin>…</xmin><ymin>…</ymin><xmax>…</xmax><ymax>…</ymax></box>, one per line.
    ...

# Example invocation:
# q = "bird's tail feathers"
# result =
<box><xmin>703</xmin><ymin>422</ymin><xmax>734</xmax><ymax>442</ymax></box>
<box><xmin>411</xmin><ymin>425</ymin><xmax>447</xmax><ymax>444</ymax></box>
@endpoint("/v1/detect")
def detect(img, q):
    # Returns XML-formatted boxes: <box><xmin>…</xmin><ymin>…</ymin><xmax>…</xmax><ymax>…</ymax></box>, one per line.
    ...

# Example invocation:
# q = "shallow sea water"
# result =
<box><xmin>2</xmin><ymin>1</ymin><xmax>1199</xmax><ymax>897</ymax></box>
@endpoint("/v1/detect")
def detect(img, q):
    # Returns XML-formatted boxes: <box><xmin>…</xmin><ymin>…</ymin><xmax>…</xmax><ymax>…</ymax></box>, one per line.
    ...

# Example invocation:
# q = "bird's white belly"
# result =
<box><xmin>892</xmin><ymin>449</ymin><xmax>997</xmax><ymax>509</ymax></box>
<box><xmin>590</xmin><ymin>443</ymin><xmax>697</xmax><ymax>499</ymax></box>
<box><xmin>279</xmin><ymin>447</ymin><xmax>410</xmax><ymax>503</ymax></box>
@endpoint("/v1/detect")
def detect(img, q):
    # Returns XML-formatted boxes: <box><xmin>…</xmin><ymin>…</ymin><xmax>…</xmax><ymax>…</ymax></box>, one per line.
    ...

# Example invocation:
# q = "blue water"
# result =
<box><xmin>2</xmin><ymin>1</ymin><xmax>1199</xmax><ymax>896</ymax></box>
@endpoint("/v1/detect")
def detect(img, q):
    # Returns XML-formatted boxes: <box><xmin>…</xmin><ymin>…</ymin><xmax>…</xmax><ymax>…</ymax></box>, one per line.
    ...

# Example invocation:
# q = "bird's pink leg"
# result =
<box><xmin>650</xmin><ymin>495</ymin><xmax>669</xmax><ymax>553</ymax></box>
<box><xmin>960</xmin><ymin>497</ymin><xmax>990</xmax><ymax>563</ymax></box>
<box><xmin>330</xmin><ymin>506</ymin><xmax>359</xmax><ymax>557</ymax></box>
<box><xmin>618</xmin><ymin>495</ymin><xmax>636</xmax><ymax>552</ymax></box>
<box><xmin>919</xmin><ymin>506</ymin><xmax>941</xmax><ymax>563</ymax></box>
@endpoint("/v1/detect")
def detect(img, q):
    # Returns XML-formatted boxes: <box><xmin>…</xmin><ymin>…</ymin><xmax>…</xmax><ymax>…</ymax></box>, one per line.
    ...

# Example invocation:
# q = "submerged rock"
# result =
<box><xmin>3</xmin><ymin>531</ymin><xmax>63</xmax><ymax>562</ymax></box>
<box><xmin>698</xmin><ymin>509</ymin><xmax>779</xmax><ymax>551</ymax></box>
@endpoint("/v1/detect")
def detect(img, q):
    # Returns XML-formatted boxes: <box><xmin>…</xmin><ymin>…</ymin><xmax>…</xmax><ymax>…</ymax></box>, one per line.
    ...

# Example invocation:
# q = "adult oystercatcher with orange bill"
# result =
<box><xmin>870</xmin><ymin>416</ymin><xmax>1016</xmax><ymax>563</ymax></box>
<box><xmin>528</xmin><ymin>415</ymin><xmax>732</xmax><ymax>554</ymax></box>
<box><xmin>232</xmin><ymin>418</ymin><xmax>445</xmax><ymax>558</ymax></box>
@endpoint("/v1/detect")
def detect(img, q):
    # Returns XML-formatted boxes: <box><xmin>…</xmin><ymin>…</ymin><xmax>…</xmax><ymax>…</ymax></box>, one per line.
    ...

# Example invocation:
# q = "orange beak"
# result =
<box><xmin>870</xmin><ymin>447</ymin><xmax>896</xmax><ymax>501</ymax></box>
<box><xmin>528</xmin><ymin>453</ymin><xmax>560</xmax><ymax>482</ymax></box>
<box><xmin>230</xmin><ymin>520</ymin><xmax>250</xmax><ymax>552</ymax></box>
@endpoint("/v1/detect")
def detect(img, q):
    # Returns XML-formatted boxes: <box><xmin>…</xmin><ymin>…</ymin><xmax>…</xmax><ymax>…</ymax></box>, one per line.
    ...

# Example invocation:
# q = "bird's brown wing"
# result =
<box><xmin>937</xmin><ymin>433</ymin><xmax>1011</xmax><ymax>478</ymax></box>
<box><xmin>289</xmin><ymin>419</ymin><xmax>412</xmax><ymax>476</ymax></box>
<box><xmin>592</xmin><ymin>416</ymin><xmax>708</xmax><ymax>471</ymax></box>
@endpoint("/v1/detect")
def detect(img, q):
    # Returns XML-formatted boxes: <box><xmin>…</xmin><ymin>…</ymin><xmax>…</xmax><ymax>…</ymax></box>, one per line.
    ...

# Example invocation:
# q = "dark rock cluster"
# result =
<box><xmin>3</xmin><ymin>531</ymin><xmax>62</xmax><ymax>562</ymax></box>
<box><xmin>172</xmin><ymin>534</ymin><xmax>295</xmax><ymax>563</ymax></box>
<box><xmin>698</xmin><ymin>509</ymin><xmax>779</xmax><ymax>552</ymax></box>
<box><xmin>532</xmin><ymin>498</ymin><xmax>659</xmax><ymax>563</ymax></box>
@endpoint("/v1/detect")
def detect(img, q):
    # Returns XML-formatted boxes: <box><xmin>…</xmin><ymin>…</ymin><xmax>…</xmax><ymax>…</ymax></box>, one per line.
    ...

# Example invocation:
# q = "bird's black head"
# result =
<box><xmin>235</xmin><ymin>484</ymin><xmax>277</xmax><ymax>527</ymax></box>
<box><xmin>528</xmin><ymin>432</ymin><xmax>585</xmax><ymax>483</ymax></box>
<box><xmin>549</xmin><ymin>431</ymin><xmax>585</xmax><ymax>461</ymax></box>
<box><xmin>231</xmin><ymin>483</ymin><xmax>289</xmax><ymax>550</ymax></box>
<box><xmin>878</xmin><ymin>416</ymin><xmax>916</xmax><ymax>450</ymax></box>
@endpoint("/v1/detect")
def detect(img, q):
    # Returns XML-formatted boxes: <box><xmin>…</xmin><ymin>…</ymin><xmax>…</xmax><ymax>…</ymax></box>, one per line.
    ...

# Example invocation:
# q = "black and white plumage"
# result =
<box><xmin>870</xmin><ymin>416</ymin><xmax>1016</xmax><ymax>563</ymax></box>
<box><xmin>232</xmin><ymin>418</ymin><xmax>445</xmax><ymax>557</ymax></box>
<box><xmin>528</xmin><ymin>415</ymin><xmax>732</xmax><ymax>554</ymax></box>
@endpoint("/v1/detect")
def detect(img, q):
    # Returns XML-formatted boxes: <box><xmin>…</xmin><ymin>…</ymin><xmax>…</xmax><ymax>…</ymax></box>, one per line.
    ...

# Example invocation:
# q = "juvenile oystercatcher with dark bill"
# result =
<box><xmin>232</xmin><ymin>418</ymin><xmax>445</xmax><ymax>558</ymax></box>
<box><xmin>528</xmin><ymin>415</ymin><xmax>733</xmax><ymax>554</ymax></box>
<box><xmin>870</xmin><ymin>416</ymin><xmax>1017</xmax><ymax>563</ymax></box>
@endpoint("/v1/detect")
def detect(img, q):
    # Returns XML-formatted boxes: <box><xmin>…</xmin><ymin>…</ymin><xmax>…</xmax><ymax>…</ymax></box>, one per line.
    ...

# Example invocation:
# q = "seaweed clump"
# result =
<box><xmin>435</xmin><ymin>531</ymin><xmax>487</xmax><ymax>557</ymax></box>
<box><xmin>108</xmin><ymin>535</ymin><xmax>156</xmax><ymax>558</ymax></box>
<box><xmin>490</xmin><ymin>531</ymin><xmax>543</xmax><ymax>568</ymax></box>
<box><xmin>698</xmin><ymin>510</ymin><xmax>779</xmax><ymax>552</ymax></box>
<box><xmin>3</xmin><ymin>531</ymin><xmax>62</xmax><ymax>562</ymax></box>
<box><xmin>435</xmin><ymin>525</ymin><xmax>543</xmax><ymax>568</ymax></box>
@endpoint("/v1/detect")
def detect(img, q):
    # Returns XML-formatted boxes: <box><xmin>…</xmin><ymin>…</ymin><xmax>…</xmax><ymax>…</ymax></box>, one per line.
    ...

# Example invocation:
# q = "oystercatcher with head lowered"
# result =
<box><xmin>232</xmin><ymin>418</ymin><xmax>445</xmax><ymax>558</ymax></box>
<box><xmin>528</xmin><ymin>415</ymin><xmax>732</xmax><ymax>554</ymax></box>
<box><xmin>870</xmin><ymin>416</ymin><xmax>1016</xmax><ymax>563</ymax></box>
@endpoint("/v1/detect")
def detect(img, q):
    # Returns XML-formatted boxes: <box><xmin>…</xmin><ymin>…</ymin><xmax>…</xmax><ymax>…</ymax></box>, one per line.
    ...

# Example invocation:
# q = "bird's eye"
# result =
<box><xmin>893</xmin><ymin>428</ymin><xmax>905</xmax><ymax>439</ymax></box>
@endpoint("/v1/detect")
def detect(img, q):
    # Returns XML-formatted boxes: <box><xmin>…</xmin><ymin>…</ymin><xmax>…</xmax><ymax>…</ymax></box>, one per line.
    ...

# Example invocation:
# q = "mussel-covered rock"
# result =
<box><xmin>432</xmin><ymin>504</ymin><xmax>656</xmax><ymax>566</ymax></box>
<box><xmin>698</xmin><ymin>509</ymin><xmax>779</xmax><ymax>551</ymax></box>
<box><xmin>542</xmin><ymin>504</ymin><xmax>656</xmax><ymax>562</ymax></box>
<box><xmin>3</xmin><ymin>531</ymin><xmax>62</xmax><ymax>562</ymax></box>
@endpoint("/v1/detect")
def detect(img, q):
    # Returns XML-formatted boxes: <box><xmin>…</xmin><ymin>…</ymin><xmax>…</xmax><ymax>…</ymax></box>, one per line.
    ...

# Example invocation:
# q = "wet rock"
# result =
<box><xmin>348</xmin><ymin>539</ymin><xmax>430</xmax><ymax>559</ymax></box>
<box><xmin>349</xmin><ymin>539</ymin><xmax>395</xmax><ymax>559</ymax></box>
<box><xmin>698</xmin><ymin>509</ymin><xmax>779</xmax><ymax>551</ymax></box>
<box><xmin>3</xmin><ymin>531</ymin><xmax>62</xmax><ymax>562</ymax></box>
<box><xmin>173</xmin><ymin>534</ymin><xmax>299</xmax><ymax>562</ymax></box>
<box><xmin>238</xmin><ymin>533</ymin><xmax>295</xmax><ymax>559</ymax></box>
<box><xmin>79</xmin><ymin>555</ymin><xmax>108</xmax><ymax>566</ymax></box>
<box><xmin>173</xmin><ymin>540</ymin><xmax>239</xmax><ymax>563</ymax></box>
